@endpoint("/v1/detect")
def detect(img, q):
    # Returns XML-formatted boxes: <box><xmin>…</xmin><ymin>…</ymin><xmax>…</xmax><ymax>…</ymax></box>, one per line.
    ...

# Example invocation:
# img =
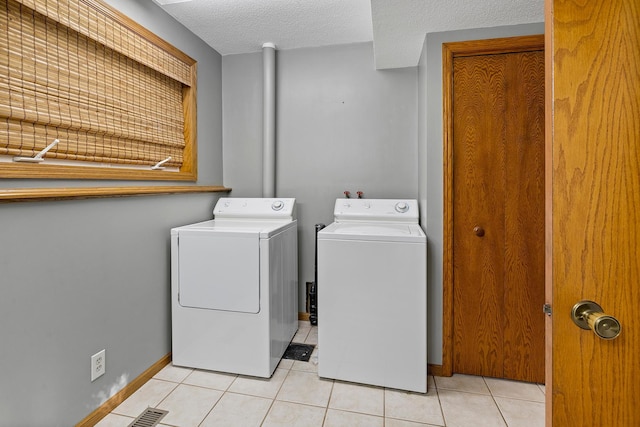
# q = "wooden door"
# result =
<box><xmin>449</xmin><ymin>39</ymin><xmax>545</xmax><ymax>383</ymax></box>
<box><xmin>547</xmin><ymin>0</ymin><xmax>640</xmax><ymax>425</ymax></box>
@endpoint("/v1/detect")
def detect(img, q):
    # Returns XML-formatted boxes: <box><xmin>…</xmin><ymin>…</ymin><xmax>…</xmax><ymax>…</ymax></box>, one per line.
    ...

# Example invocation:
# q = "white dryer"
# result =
<box><xmin>170</xmin><ymin>198</ymin><xmax>298</xmax><ymax>378</ymax></box>
<box><xmin>317</xmin><ymin>199</ymin><xmax>427</xmax><ymax>392</ymax></box>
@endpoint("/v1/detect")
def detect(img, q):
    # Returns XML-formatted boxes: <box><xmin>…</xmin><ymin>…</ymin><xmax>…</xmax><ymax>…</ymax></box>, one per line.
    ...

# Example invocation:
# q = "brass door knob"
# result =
<box><xmin>473</xmin><ymin>226</ymin><xmax>485</xmax><ymax>237</ymax></box>
<box><xmin>571</xmin><ymin>300</ymin><xmax>621</xmax><ymax>340</ymax></box>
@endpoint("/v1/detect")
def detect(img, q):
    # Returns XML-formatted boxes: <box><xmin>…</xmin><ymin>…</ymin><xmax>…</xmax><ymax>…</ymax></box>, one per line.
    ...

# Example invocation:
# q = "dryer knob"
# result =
<box><xmin>272</xmin><ymin>200</ymin><xmax>284</xmax><ymax>211</ymax></box>
<box><xmin>395</xmin><ymin>202</ymin><xmax>409</xmax><ymax>213</ymax></box>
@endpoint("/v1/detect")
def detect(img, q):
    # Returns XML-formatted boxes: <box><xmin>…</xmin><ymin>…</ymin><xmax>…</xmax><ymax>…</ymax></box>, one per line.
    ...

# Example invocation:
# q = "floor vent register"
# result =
<box><xmin>282</xmin><ymin>343</ymin><xmax>315</xmax><ymax>362</ymax></box>
<box><xmin>127</xmin><ymin>407</ymin><xmax>168</xmax><ymax>427</ymax></box>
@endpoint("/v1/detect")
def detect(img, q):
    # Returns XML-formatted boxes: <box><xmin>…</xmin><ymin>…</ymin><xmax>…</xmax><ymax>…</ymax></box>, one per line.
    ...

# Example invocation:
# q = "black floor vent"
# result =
<box><xmin>282</xmin><ymin>342</ymin><xmax>315</xmax><ymax>362</ymax></box>
<box><xmin>127</xmin><ymin>407</ymin><xmax>168</xmax><ymax>427</ymax></box>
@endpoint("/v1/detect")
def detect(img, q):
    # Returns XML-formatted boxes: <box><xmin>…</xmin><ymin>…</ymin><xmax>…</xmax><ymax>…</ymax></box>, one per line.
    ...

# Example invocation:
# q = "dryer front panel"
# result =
<box><xmin>177</xmin><ymin>230</ymin><xmax>260</xmax><ymax>313</ymax></box>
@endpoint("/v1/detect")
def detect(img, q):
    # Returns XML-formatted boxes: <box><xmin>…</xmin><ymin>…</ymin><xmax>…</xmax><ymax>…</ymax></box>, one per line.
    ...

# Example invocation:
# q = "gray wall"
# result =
<box><xmin>223</xmin><ymin>42</ymin><xmax>419</xmax><ymax>310</ymax></box>
<box><xmin>417</xmin><ymin>23</ymin><xmax>545</xmax><ymax>365</ymax></box>
<box><xmin>0</xmin><ymin>1</ymin><xmax>224</xmax><ymax>425</ymax></box>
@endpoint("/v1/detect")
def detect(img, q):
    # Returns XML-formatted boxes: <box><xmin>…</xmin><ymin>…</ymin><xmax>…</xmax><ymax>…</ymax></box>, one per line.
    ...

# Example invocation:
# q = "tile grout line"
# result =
<box><xmin>320</xmin><ymin>378</ymin><xmax>335</xmax><ymax>426</ymax></box>
<box><xmin>256</xmin><ymin>369</ymin><xmax>283</xmax><ymax>427</ymax></box>
<box><xmin>187</xmin><ymin>367</ymin><xmax>240</xmax><ymax>427</ymax></box>
<box><xmin>434</xmin><ymin>381</ymin><xmax>545</xmax><ymax>402</ymax></box>
<box><xmin>483</xmin><ymin>376</ymin><xmax>509</xmax><ymax>427</ymax></box>
<box><xmin>193</xmin><ymin>371</ymin><xmax>227</xmax><ymax>427</ymax></box>
<box><xmin>153</xmin><ymin>379</ymin><xmax>180</xmax><ymax>424</ymax></box>
<box><xmin>433</xmin><ymin>376</ymin><xmax>448</xmax><ymax>427</ymax></box>
<box><xmin>260</xmin><ymin>361</ymin><xmax>296</xmax><ymax>426</ymax></box>
<box><xmin>382</xmin><ymin>382</ymin><xmax>386</xmax><ymax>427</ymax></box>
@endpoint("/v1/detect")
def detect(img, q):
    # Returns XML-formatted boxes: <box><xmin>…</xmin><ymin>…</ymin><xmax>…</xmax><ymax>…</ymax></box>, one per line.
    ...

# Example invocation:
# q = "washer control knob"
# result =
<box><xmin>272</xmin><ymin>200</ymin><xmax>284</xmax><ymax>211</ymax></box>
<box><xmin>395</xmin><ymin>202</ymin><xmax>409</xmax><ymax>213</ymax></box>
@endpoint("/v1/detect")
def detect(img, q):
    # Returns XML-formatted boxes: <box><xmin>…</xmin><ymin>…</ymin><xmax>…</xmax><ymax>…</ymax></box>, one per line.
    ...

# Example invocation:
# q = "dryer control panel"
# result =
<box><xmin>214</xmin><ymin>198</ymin><xmax>296</xmax><ymax>220</ymax></box>
<box><xmin>333</xmin><ymin>199</ymin><xmax>419</xmax><ymax>223</ymax></box>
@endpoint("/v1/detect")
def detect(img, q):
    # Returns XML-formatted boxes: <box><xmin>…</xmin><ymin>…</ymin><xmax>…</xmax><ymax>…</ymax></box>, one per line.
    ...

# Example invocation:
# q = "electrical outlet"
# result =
<box><xmin>91</xmin><ymin>349</ymin><xmax>106</xmax><ymax>382</ymax></box>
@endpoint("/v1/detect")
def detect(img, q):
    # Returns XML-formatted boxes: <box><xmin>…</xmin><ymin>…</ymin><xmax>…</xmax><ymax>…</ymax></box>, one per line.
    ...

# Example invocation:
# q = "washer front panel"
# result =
<box><xmin>317</xmin><ymin>237</ymin><xmax>427</xmax><ymax>392</ymax></box>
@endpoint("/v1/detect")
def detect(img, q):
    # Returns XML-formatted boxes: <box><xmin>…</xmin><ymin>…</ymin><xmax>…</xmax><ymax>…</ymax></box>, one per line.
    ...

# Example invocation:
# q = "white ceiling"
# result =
<box><xmin>153</xmin><ymin>0</ymin><xmax>544</xmax><ymax>69</ymax></box>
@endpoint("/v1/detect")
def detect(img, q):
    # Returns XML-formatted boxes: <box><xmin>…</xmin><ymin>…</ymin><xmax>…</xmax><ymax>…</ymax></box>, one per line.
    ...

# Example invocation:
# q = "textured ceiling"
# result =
<box><xmin>155</xmin><ymin>0</ymin><xmax>373</xmax><ymax>54</ymax></box>
<box><xmin>371</xmin><ymin>0</ymin><xmax>544</xmax><ymax>69</ymax></box>
<box><xmin>153</xmin><ymin>0</ymin><xmax>544</xmax><ymax>69</ymax></box>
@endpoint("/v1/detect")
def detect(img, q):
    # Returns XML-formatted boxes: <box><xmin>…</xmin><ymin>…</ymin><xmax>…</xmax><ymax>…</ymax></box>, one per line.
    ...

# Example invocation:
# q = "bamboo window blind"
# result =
<box><xmin>0</xmin><ymin>0</ymin><xmax>198</xmax><ymax>180</ymax></box>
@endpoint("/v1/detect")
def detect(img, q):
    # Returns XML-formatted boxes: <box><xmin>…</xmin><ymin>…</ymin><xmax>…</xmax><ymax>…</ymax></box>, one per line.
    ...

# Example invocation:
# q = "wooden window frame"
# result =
<box><xmin>1</xmin><ymin>0</ymin><xmax>198</xmax><ymax>181</ymax></box>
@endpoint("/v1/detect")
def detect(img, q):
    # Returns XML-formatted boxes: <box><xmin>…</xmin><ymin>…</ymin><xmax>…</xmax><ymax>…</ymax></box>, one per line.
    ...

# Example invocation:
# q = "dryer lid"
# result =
<box><xmin>172</xmin><ymin>218</ymin><xmax>296</xmax><ymax>239</ymax></box>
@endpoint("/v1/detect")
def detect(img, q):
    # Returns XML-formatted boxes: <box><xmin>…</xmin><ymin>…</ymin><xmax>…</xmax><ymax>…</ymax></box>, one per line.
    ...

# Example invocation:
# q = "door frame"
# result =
<box><xmin>441</xmin><ymin>34</ymin><xmax>545</xmax><ymax>377</ymax></box>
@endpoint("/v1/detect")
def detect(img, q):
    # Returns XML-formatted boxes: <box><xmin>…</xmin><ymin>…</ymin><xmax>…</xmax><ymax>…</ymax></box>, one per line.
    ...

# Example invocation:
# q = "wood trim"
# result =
<box><xmin>0</xmin><ymin>185</ymin><xmax>231</xmax><ymax>203</ymax></box>
<box><xmin>442</xmin><ymin>35</ymin><xmax>545</xmax><ymax>57</ymax></box>
<box><xmin>4</xmin><ymin>0</ymin><xmax>197</xmax><ymax>181</ymax></box>
<box><xmin>442</xmin><ymin>42</ymin><xmax>455</xmax><ymax>378</ymax></box>
<box><xmin>0</xmin><ymin>162</ymin><xmax>198</xmax><ymax>181</ymax></box>
<box><xmin>441</xmin><ymin>34</ymin><xmax>545</xmax><ymax>379</ymax></box>
<box><xmin>544</xmin><ymin>2</ymin><xmax>554</xmax><ymax>424</ymax></box>
<box><xmin>428</xmin><ymin>364</ymin><xmax>445</xmax><ymax>377</ymax></box>
<box><xmin>76</xmin><ymin>353</ymin><xmax>172</xmax><ymax>427</ymax></box>
<box><xmin>298</xmin><ymin>312</ymin><xmax>311</xmax><ymax>321</ymax></box>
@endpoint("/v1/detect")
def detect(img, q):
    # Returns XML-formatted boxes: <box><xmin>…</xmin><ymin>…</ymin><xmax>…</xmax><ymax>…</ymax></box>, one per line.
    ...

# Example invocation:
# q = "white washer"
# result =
<box><xmin>170</xmin><ymin>198</ymin><xmax>298</xmax><ymax>378</ymax></box>
<box><xmin>317</xmin><ymin>199</ymin><xmax>427</xmax><ymax>392</ymax></box>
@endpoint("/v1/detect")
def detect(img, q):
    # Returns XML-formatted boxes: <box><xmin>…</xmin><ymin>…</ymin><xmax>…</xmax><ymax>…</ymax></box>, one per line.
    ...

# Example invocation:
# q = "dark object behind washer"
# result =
<box><xmin>309</xmin><ymin>223</ymin><xmax>325</xmax><ymax>325</ymax></box>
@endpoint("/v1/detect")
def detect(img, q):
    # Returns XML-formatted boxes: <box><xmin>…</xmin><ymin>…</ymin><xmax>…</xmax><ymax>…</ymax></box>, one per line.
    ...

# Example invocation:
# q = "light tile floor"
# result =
<box><xmin>96</xmin><ymin>321</ymin><xmax>545</xmax><ymax>427</ymax></box>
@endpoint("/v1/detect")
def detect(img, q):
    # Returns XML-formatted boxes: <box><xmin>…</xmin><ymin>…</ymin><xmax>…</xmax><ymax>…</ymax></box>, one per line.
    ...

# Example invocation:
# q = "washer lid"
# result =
<box><xmin>318</xmin><ymin>221</ymin><xmax>426</xmax><ymax>243</ymax></box>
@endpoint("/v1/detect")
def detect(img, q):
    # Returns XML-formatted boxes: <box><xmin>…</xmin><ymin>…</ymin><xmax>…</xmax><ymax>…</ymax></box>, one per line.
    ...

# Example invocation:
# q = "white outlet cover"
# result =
<box><xmin>91</xmin><ymin>349</ymin><xmax>106</xmax><ymax>382</ymax></box>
